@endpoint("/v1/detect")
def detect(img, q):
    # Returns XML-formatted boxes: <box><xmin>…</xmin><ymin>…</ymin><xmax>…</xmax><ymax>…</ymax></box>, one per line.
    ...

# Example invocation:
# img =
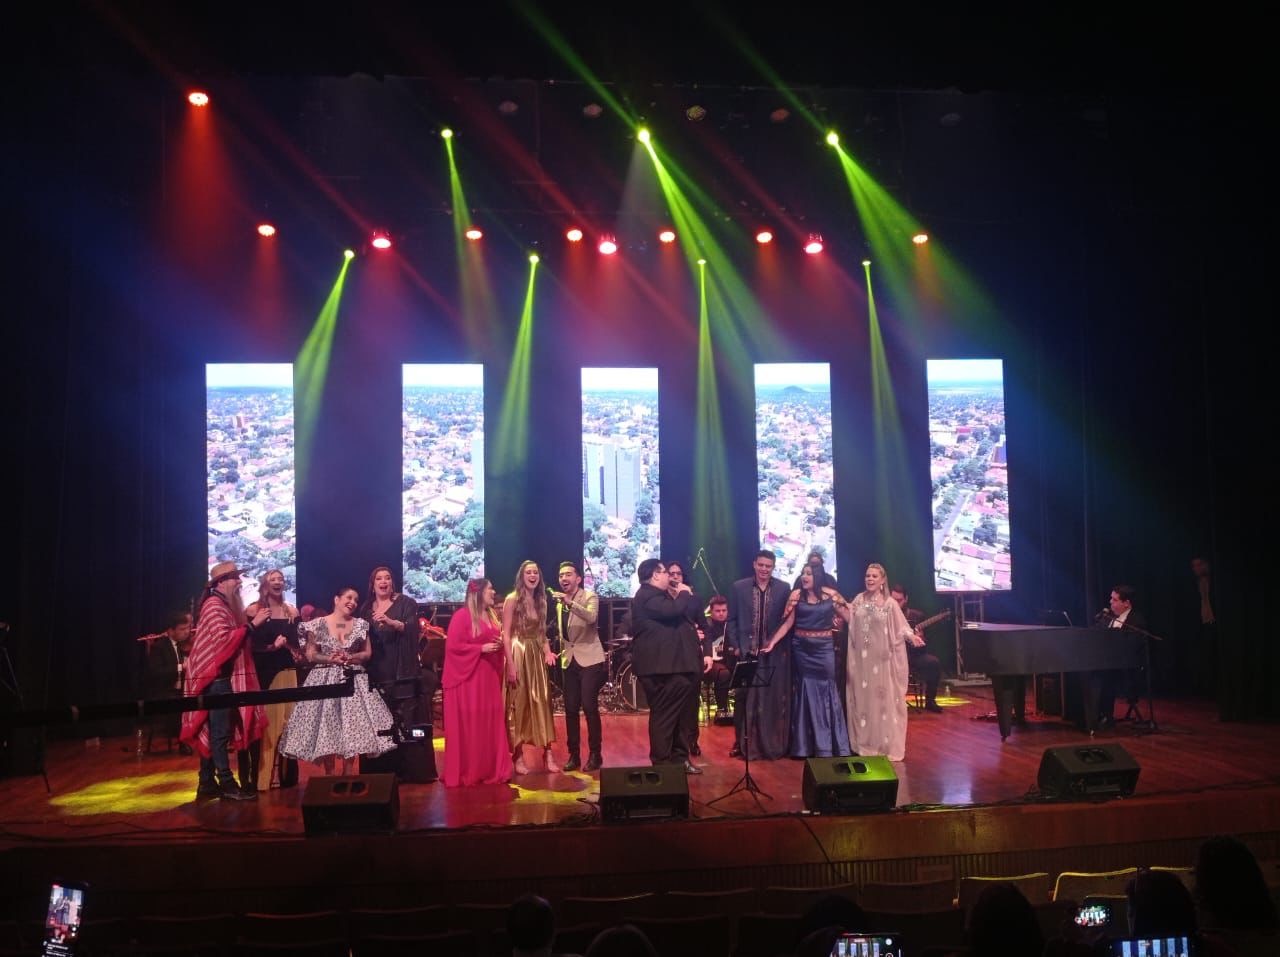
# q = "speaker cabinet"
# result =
<box><xmin>802</xmin><ymin>756</ymin><xmax>899</xmax><ymax>814</ymax></box>
<box><xmin>301</xmin><ymin>773</ymin><xmax>399</xmax><ymax>835</ymax></box>
<box><xmin>1038</xmin><ymin>744</ymin><xmax>1140</xmax><ymax>799</ymax></box>
<box><xmin>600</xmin><ymin>764</ymin><xmax>689</xmax><ymax>822</ymax></box>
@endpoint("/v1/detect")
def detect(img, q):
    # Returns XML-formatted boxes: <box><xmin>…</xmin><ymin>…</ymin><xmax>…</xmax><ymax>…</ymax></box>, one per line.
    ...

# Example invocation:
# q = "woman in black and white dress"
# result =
<box><xmin>279</xmin><ymin>586</ymin><xmax>397</xmax><ymax>775</ymax></box>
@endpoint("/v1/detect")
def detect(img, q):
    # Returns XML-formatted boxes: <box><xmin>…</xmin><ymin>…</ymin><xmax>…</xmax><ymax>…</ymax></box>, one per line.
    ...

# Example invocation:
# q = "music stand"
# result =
<box><xmin>707</xmin><ymin>658</ymin><xmax>772</xmax><ymax>811</ymax></box>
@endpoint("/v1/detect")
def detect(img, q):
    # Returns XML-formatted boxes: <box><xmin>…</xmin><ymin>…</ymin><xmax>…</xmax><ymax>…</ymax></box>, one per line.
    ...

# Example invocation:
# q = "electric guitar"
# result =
<box><xmin>913</xmin><ymin>608</ymin><xmax>952</xmax><ymax>633</ymax></box>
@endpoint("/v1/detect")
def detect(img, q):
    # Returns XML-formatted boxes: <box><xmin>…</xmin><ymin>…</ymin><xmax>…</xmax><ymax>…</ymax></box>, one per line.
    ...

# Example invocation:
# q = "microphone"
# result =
<box><xmin>547</xmin><ymin>586</ymin><xmax>563</xmax><ymax>603</ymax></box>
<box><xmin>1093</xmin><ymin>607</ymin><xmax>1113</xmax><ymax>624</ymax></box>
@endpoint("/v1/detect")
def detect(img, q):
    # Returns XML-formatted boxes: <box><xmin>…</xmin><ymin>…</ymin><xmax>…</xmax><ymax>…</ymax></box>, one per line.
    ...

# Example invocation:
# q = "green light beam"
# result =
<box><xmin>295</xmin><ymin>255</ymin><xmax>351</xmax><ymax>489</ymax></box>
<box><xmin>494</xmin><ymin>256</ymin><xmax>539</xmax><ymax>472</ymax></box>
<box><xmin>445</xmin><ymin>132</ymin><xmax>499</xmax><ymax>347</ymax></box>
<box><xmin>692</xmin><ymin>260</ymin><xmax>737</xmax><ymax>571</ymax></box>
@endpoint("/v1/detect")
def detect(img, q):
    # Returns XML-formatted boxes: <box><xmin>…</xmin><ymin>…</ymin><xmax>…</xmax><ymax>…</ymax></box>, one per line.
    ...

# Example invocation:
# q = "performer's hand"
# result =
<box><xmin>252</xmin><ymin>609</ymin><xmax>271</xmax><ymax>627</ymax></box>
<box><xmin>543</xmin><ymin>649</ymin><xmax>557</xmax><ymax>667</ymax></box>
<box><xmin>506</xmin><ymin>667</ymin><xmax>519</xmax><ymax>686</ymax></box>
<box><xmin>703</xmin><ymin>656</ymin><xmax>713</xmax><ymax>674</ymax></box>
<box><xmin>675</xmin><ymin>583</ymin><xmax>692</xmax><ymax>595</ymax></box>
<box><xmin>481</xmin><ymin>641</ymin><xmax>501</xmax><ymax>653</ymax></box>
<box><xmin>272</xmin><ymin>635</ymin><xmax>288</xmax><ymax>650</ymax></box>
<box><xmin>908</xmin><ymin>631</ymin><xmax>925</xmax><ymax>648</ymax></box>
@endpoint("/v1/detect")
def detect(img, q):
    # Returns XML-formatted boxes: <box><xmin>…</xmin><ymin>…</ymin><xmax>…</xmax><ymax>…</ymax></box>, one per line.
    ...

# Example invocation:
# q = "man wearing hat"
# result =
<box><xmin>181</xmin><ymin>561</ymin><xmax>265</xmax><ymax>800</ymax></box>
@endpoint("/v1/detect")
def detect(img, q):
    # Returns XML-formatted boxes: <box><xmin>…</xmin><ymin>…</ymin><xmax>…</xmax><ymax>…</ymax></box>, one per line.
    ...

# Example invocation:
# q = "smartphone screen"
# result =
<box><xmin>1109</xmin><ymin>935</ymin><xmax>1195</xmax><ymax>956</ymax></box>
<box><xmin>830</xmin><ymin>933</ymin><xmax>902</xmax><ymax>957</ymax></box>
<box><xmin>1074</xmin><ymin>901</ymin><xmax>1113</xmax><ymax>927</ymax></box>
<box><xmin>42</xmin><ymin>882</ymin><xmax>87</xmax><ymax>957</ymax></box>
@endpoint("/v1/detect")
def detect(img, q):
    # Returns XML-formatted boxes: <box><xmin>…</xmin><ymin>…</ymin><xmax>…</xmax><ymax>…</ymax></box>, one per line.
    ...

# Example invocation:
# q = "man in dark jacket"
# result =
<box><xmin>629</xmin><ymin>558</ymin><xmax>703</xmax><ymax>773</ymax></box>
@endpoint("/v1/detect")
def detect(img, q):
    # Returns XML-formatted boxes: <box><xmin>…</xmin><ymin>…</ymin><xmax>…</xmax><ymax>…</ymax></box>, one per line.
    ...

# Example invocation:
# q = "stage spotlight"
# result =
<box><xmin>697</xmin><ymin>258</ymin><xmax>707</xmax><ymax>266</ymax></box>
<box><xmin>256</xmin><ymin>223</ymin><xmax>277</xmax><ymax>238</ymax></box>
<box><xmin>565</xmin><ymin>227</ymin><xmax>584</xmax><ymax>243</ymax></box>
<box><xmin>598</xmin><ymin>235</ymin><xmax>618</xmax><ymax>255</ymax></box>
<box><xmin>187</xmin><ymin>91</ymin><xmax>209</xmax><ymax>107</ymax></box>
<box><xmin>804</xmin><ymin>234</ymin><xmax>824</xmax><ymax>254</ymax></box>
<box><xmin>529</xmin><ymin>253</ymin><xmax>540</xmax><ymax>264</ymax></box>
<box><xmin>497</xmin><ymin>100</ymin><xmax>519</xmax><ymax>115</ymax></box>
<box><xmin>686</xmin><ymin>104</ymin><xmax>707</xmax><ymax>122</ymax></box>
<box><xmin>658</xmin><ymin>229</ymin><xmax>676</xmax><ymax>244</ymax></box>
<box><xmin>465</xmin><ymin>227</ymin><xmax>483</xmax><ymax>241</ymax></box>
<box><xmin>637</xmin><ymin>128</ymin><xmax>651</xmax><ymax>144</ymax></box>
<box><xmin>343</xmin><ymin>249</ymin><xmax>356</xmax><ymax>260</ymax></box>
<box><xmin>371</xmin><ymin>231</ymin><xmax>392</xmax><ymax>250</ymax></box>
<box><xmin>440</xmin><ymin>127</ymin><xmax>454</xmax><ymax>139</ymax></box>
<box><xmin>862</xmin><ymin>259</ymin><xmax>872</xmax><ymax>267</ymax></box>
<box><xmin>583</xmin><ymin>103</ymin><xmax>604</xmax><ymax>119</ymax></box>
<box><xmin>769</xmin><ymin>107</ymin><xmax>791</xmax><ymax>123</ymax></box>
<box><xmin>912</xmin><ymin>232</ymin><xmax>929</xmax><ymax>245</ymax></box>
<box><xmin>755</xmin><ymin>230</ymin><xmax>774</xmax><ymax>245</ymax></box>
<box><xmin>825</xmin><ymin>131</ymin><xmax>839</xmax><ymax>146</ymax></box>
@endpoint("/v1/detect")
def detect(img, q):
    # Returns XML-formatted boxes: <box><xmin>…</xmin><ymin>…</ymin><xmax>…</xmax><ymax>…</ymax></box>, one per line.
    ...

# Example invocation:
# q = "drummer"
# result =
<box><xmin>549</xmin><ymin>561</ymin><xmax>605</xmax><ymax>773</ymax></box>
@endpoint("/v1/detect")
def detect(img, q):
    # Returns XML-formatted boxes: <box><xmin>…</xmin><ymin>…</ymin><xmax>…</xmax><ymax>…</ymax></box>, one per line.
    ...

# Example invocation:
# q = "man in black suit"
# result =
<box><xmin>725</xmin><ymin>549</ymin><xmax>792</xmax><ymax>760</ymax></box>
<box><xmin>665</xmin><ymin>559</ymin><xmax>713</xmax><ymax>758</ymax></box>
<box><xmin>144</xmin><ymin>611</ymin><xmax>194</xmax><ymax>753</ymax></box>
<box><xmin>629</xmin><ymin>558</ymin><xmax>703</xmax><ymax>773</ymax></box>
<box><xmin>1090</xmin><ymin>584</ymin><xmax>1147</xmax><ymax>731</ymax></box>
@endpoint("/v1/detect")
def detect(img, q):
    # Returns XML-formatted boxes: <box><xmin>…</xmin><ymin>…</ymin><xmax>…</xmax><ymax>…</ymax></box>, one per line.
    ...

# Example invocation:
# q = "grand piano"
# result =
<box><xmin>959</xmin><ymin>623</ymin><xmax>1146</xmax><ymax>740</ymax></box>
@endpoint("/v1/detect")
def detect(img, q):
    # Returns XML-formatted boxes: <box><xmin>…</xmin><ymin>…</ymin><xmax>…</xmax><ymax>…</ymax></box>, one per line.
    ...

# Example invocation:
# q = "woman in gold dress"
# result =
<box><xmin>502</xmin><ymin>560</ymin><xmax>559</xmax><ymax>774</ymax></box>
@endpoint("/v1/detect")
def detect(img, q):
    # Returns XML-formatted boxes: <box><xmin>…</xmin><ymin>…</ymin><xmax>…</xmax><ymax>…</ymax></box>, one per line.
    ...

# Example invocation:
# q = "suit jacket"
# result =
<box><xmin>726</xmin><ymin>576</ymin><xmax>791</xmax><ymax>656</ymax></box>
<box><xmin>556</xmin><ymin>588</ymin><xmax>605</xmax><ymax>667</ymax></box>
<box><xmin>145</xmin><ymin>636</ymin><xmax>184</xmax><ymax>698</ymax></box>
<box><xmin>629</xmin><ymin>584</ymin><xmax>700</xmax><ymax>676</ymax></box>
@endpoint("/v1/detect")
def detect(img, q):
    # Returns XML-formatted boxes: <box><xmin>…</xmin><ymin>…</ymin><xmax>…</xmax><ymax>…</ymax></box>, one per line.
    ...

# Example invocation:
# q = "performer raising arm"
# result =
<box><xmin>845</xmin><ymin>563</ymin><xmax>915</xmax><ymax>762</ymax></box>
<box><xmin>763</xmin><ymin>561</ymin><xmax>852</xmax><ymax>758</ymax></box>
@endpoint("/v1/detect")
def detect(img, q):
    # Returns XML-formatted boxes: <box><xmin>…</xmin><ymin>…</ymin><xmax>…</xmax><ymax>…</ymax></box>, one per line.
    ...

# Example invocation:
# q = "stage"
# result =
<box><xmin>2</xmin><ymin>689</ymin><xmax>1278</xmax><ymax>922</ymax></box>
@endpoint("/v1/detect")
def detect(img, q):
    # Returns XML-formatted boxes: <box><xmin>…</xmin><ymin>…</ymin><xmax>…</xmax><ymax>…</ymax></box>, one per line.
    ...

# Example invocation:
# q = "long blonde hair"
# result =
<box><xmin>465</xmin><ymin>578</ymin><xmax>498</xmax><ymax>639</ymax></box>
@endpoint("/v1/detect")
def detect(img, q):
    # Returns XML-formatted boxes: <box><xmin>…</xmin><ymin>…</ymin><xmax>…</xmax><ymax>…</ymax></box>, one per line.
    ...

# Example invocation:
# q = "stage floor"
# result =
<box><xmin>3</xmin><ymin>687</ymin><xmax>1279</xmax><ymax>917</ymax></box>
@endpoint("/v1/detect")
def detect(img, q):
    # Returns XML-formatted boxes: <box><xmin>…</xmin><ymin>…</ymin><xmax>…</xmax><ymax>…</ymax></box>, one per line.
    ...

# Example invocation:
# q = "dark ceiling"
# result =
<box><xmin>12</xmin><ymin>1</ymin><xmax>1264</xmax><ymax>95</ymax></box>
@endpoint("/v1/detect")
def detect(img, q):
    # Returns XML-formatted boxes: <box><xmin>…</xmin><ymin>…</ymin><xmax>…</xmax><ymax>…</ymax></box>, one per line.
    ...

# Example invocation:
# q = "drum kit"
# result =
<box><xmin>599</xmin><ymin>634</ymin><xmax>647</xmax><ymax>713</ymax></box>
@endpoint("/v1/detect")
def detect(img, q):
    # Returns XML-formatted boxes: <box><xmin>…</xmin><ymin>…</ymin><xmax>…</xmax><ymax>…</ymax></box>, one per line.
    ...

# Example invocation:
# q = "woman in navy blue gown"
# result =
<box><xmin>763</xmin><ymin>562</ymin><xmax>853</xmax><ymax>758</ymax></box>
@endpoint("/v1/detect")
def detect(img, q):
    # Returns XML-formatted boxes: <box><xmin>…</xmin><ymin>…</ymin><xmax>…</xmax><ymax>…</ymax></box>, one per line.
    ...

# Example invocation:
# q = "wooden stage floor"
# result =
<box><xmin>3</xmin><ymin>687</ymin><xmax>1279</xmax><ymax>917</ymax></box>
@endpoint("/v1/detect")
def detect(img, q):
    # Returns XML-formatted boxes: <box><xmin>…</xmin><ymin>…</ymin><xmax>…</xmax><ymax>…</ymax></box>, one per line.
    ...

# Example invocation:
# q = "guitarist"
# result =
<box><xmin>892</xmin><ymin>584</ymin><xmax>945</xmax><ymax>713</ymax></box>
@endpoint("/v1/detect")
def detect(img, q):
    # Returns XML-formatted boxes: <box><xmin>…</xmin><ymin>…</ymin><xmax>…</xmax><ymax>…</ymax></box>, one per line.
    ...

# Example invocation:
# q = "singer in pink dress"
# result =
<box><xmin>443</xmin><ymin>579</ymin><xmax>513</xmax><ymax>787</ymax></box>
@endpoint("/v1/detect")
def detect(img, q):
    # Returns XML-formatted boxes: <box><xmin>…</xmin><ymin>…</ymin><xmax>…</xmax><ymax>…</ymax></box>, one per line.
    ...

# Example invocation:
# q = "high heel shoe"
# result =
<box><xmin>513</xmin><ymin>752</ymin><xmax>529</xmax><ymax>775</ymax></box>
<box><xmin>543</xmin><ymin>748</ymin><xmax>561</xmax><ymax>773</ymax></box>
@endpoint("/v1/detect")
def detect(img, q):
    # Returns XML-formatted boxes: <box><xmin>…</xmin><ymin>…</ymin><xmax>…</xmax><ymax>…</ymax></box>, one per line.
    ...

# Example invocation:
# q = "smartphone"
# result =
<box><xmin>1108</xmin><ymin>935</ymin><xmax>1195</xmax><ymax>956</ymax></box>
<box><xmin>829</xmin><ymin>932</ymin><xmax>902</xmax><ymax>957</ymax></box>
<box><xmin>1074</xmin><ymin>900</ymin><xmax>1113</xmax><ymax>927</ymax></box>
<box><xmin>41</xmin><ymin>881</ymin><xmax>87</xmax><ymax>957</ymax></box>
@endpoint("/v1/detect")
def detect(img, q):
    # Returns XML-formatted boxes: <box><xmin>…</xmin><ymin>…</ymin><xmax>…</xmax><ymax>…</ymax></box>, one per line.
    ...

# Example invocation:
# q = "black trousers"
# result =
<box><xmin>563</xmin><ymin>659</ymin><xmax>606</xmax><ymax>758</ymax></box>
<box><xmin>639</xmin><ymin>672</ymin><xmax>698</xmax><ymax>765</ymax></box>
<box><xmin>907</xmin><ymin>645</ymin><xmax>942</xmax><ymax>703</ymax></box>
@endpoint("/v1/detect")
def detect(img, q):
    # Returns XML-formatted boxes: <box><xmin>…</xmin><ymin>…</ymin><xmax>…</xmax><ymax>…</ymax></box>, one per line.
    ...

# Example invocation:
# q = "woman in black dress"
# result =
<box><xmin>357</xmin><ymin>566</ymin><xmax>433</xmax><ymax>780</ymax></box>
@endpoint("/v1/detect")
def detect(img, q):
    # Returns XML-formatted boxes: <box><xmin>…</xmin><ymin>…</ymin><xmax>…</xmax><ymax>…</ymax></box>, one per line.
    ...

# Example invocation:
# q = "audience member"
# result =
<box><xmin>1127</xmin><ymin>869</ymin><xmax>1197</xmax><ymax>938</ymax></box>
<box><xmin>1196</xmin><ymin>835</ymin><xmax>1279</xmax><ymax>931</ymax></box>
<box><xmin>966</xmin><ymin>882</ymin><xmax>1043</xmax><ymax>957</ymax></box>
<box><xmin>508</xmin><ymin>893</ymin><xmax>556</xmax><ymax>957</ymax></box>
<box><xmin>584</xmin><ymin>924</ymin><xmax>657</xmax><ymax>957</ymax></box>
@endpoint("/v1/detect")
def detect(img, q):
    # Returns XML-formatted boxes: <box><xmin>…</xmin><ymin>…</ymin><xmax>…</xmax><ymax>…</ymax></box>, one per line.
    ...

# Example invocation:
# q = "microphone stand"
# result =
<box><xmin>1110</xmin><ymin>617</ymin><xmax>1162</xmax><ymax>734</ymax></box>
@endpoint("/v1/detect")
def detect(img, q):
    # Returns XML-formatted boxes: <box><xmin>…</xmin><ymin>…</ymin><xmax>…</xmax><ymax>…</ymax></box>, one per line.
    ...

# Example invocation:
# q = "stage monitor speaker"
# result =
<box><xmin>600</xmin><ymin>764</ymin><xmax>689</xmax><ymax>822</ymax></box>
<box><xmin>802</xmin><ymin>756</ymin><xmax>898</xmax><ymax>814</ymax></box>
<box><xmin>301</xmin><ymin>773</ymin><xmax>399</xmax><ymax>835</ymax></box>
<box><xmin>1037</xmin><ymin>744</ymin><xmax>1140</xmax><ymax>799</ymax></box>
